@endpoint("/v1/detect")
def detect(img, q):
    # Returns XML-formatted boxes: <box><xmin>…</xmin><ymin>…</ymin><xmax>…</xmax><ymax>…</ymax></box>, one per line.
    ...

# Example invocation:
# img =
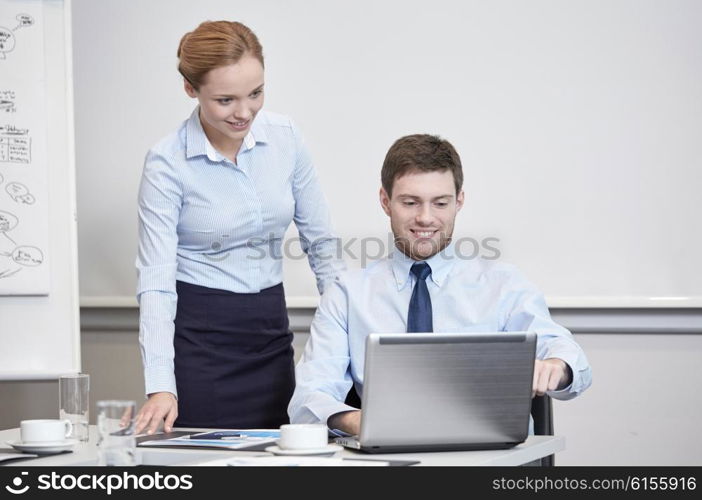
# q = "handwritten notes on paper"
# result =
<box><xmin>0</xmin><ymin>0</ymin><xmax>48</xmax><ymax>295</ymax></box>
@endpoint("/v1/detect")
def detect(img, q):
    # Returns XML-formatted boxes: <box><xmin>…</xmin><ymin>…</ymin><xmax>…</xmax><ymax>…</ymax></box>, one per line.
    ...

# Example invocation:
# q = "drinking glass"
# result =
<box><xmin>96</xmin><ymin>400</ymin><xmax>137</xmax><ymax>466</ymax></box>
<box><xmin>59</xmin><ymin>373</ymin><xmax>90</xmax><ymax>442</ymax></box>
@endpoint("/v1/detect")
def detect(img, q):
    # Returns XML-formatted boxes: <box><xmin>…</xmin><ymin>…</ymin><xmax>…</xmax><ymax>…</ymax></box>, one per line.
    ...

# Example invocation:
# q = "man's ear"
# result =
<box><xmin>379</xmin><ymin>187</ymin><xmax>392</xmax><ymax>216</ymax></box>
<box><xmin>184</xmin><ymin>78</ymin><xmax>197</xmax><ymax>98</ymax></box>
<box><xmin>456</xmin><ymin>190</ymin><xmax>465</xmax><ymax>212</ymax></box>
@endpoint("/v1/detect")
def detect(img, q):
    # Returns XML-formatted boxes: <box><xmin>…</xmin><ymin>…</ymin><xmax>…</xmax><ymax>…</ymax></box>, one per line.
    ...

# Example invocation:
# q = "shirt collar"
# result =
<box><xmin>390</xmin><ymin>241</ymin><xmax>457</xmax><ymax>291</ymax></box>
<box><xmin>248</xmin><ymin>114</ymin><xmax>268</xmax><ymax>146</ymax></box>
<box><xmin>185</xmin><ymin>107</ymin><xmax>269</xmax><ymax>162</ymax></box>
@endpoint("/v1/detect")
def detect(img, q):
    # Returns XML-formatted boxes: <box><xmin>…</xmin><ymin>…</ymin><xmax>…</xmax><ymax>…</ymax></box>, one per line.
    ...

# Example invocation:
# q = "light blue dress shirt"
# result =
<box><xmin>136</xmin><ymin>107</ymin><xmax>345</xmax><ymax>396</ymax></box>
<box><xmin>288</xmin><ymin>243</ymin><xmax>592</xmax><ymax>427</ymax></box>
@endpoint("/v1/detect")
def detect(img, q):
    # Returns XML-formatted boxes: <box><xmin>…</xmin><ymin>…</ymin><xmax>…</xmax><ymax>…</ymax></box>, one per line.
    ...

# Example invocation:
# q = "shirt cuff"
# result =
<box><xmin>320</xmin><ymin>404</ymin><xmax>359</xmax><ymax>429</ymax></box>
<box><xmin>543</xmin><ymin>353</ymin><xmax>586</xmax><ymax>400</ymax></box>
<box><xmin>144</xmin><ymin>366</ymin><xmax>178</xmax><ymax>399</ymax></box>
<box><xmin>294</xmin><ymin>393</ymin><xmax>357</xmax><ymax>428</ymax></box>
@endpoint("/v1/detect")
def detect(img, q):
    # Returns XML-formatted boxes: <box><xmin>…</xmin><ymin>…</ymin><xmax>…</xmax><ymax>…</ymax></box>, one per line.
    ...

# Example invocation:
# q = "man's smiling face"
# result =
<box><xmin>380</xmin><ymin>170</ymin><xmax>464</xmax><ymax>260</ymax></box>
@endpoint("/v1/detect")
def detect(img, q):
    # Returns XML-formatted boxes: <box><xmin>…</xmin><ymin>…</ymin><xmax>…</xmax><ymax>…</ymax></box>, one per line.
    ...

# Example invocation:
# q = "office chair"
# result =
<box><xmin>344</xmin><ymin>388</ymin><xmax>555</xmax><ymax>466</ymax></box>
<box><xmin>530</xmin><ymin>394</ymin><xmax>555</xmax><ymax>466</ymax></box>
<box><xmin>344</xmin><ymin>385</ymin><xmax>362</xmax><ymax>408</ymax></box>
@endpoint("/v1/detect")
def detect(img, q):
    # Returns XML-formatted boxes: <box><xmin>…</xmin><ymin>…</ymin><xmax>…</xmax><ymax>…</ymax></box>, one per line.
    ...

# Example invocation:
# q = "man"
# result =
<box><xmin>288</xmin><ymin>134</ymin><xmax>592</xmax><ymax>435</ymax></box>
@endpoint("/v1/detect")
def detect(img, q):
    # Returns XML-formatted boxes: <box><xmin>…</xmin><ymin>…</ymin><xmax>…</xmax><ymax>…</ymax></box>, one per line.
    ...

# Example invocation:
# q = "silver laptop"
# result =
<box><xmin>335</xmin><ymin>331</ymin><xmax>536</xmax><ymax>453</ymax></box>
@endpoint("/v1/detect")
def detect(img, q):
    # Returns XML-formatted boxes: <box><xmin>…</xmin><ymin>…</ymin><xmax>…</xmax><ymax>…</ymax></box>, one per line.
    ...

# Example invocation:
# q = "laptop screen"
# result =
<box><xmin>356</xmin><ymin>332</ymin><xmax>536</xmax><ymax>451</ymax></box>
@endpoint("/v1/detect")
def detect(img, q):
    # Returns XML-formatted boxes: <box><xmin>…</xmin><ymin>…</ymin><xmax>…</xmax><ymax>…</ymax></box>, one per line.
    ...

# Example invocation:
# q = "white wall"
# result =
<box><xmin>71</xmin><ymin>0</ymin><xmax>702</xmax><ymax>307</ymax></box>
<box><xmin>555</xmin><ymin>334</ymin><xmax>702</xmax><ymax>465</ymax></box>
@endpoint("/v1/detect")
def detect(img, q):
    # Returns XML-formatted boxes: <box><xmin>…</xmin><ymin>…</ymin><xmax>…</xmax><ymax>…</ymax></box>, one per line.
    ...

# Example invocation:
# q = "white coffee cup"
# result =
<box><xmin>20</xmin><ymin>419</ymin><xmax>73</xmax><ymax>443</ymax></box>
<box><xmin>278</xmin><ymin>424</ymin><xmax>328</xmax><ymax>450</ymax></box>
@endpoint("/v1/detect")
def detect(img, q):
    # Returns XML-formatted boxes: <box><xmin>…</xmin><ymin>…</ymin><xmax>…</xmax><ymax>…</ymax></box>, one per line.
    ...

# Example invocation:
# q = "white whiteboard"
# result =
<box><xmin>73</xmin><ymin>0</ymin><xmax>702</xmax><ymax>309</ymax></box>
<box><xmin>0</xmin><ymin>0</ymin><xmax>80</xmax><ymax>379</ymax></box>
<box><xmin>0</xmin><ymin>0</ymin><xmax>50</xmax><ymax>295</ymax></box>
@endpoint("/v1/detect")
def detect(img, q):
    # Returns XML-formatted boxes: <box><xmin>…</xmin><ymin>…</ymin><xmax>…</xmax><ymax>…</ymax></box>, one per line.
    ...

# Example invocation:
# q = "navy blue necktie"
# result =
<box><xmin>407</xmin><ymin>262</ymin><xmax>433</xmax><ymax>333</ymax></box>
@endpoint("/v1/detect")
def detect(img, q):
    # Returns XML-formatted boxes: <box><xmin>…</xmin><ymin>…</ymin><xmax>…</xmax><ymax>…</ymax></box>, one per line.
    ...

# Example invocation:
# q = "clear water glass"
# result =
<box><xmin>96</xmin><ymin>400</ymin><xmax>137</xmax><ymax>466</ymax></box>
<box><xmin>59</xmin><ymin>373</ymin><xmax>90</xmax><ymax>442</ymax></box>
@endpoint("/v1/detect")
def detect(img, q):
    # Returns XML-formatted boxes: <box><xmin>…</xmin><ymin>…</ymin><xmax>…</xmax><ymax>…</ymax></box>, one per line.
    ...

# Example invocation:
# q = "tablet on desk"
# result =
<box><xmin>137</xmin><ymin>429</ymin><xmax>279</xmax><ymax>451</ymax></box>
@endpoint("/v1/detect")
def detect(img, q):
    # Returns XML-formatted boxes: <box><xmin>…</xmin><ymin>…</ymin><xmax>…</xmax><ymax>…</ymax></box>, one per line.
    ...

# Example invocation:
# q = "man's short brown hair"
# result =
<box><xmin>381</xmin><ymin>134</ymin><xmax>463</xmax><ymax>197</ymax></box>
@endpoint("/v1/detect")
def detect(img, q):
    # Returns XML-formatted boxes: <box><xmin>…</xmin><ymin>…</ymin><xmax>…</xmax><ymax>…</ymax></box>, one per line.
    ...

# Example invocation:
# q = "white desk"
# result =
<box><xmin>0</xmin><ymin>427</ymin><xmax>564</xmax><ymax>466</ymax></box>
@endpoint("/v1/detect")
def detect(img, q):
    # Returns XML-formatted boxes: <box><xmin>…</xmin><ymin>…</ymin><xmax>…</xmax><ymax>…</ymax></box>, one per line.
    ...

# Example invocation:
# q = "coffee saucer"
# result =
<box><xmin>6</xmin><ymin>439</ymin><xmax>77</xmax><ymax>454</ymax></box>
<box><xmin>265</xmin><ymin>444</ymin><xmax>343</xmax><ymax>457</ymax></box>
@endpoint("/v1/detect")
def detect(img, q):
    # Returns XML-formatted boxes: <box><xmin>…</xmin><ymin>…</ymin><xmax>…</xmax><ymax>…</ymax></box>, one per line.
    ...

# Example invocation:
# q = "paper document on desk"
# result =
<box><xmin>139</xmin><ymin>429</ymin><xmax>279</xmax><ymax>450</ymax></box>
<box><xmin>0</xmin><ymin>452</ymin><xmax>39</xmax><ymax>462</ymax></box>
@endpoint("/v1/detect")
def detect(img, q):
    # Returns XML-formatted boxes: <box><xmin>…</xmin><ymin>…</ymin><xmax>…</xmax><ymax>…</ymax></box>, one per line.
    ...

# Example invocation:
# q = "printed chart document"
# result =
<box><xmin>138</xmin><ymin>429</ymin><xmax>279</xmax><ymax>451</ymax></box>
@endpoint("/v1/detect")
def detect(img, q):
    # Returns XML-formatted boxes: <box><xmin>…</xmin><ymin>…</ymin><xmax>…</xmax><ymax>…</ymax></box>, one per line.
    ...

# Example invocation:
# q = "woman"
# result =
<box><xmin>134</xmin><ymin>21</ymin><xmax>343</xmax><ymax>433</ymax></box>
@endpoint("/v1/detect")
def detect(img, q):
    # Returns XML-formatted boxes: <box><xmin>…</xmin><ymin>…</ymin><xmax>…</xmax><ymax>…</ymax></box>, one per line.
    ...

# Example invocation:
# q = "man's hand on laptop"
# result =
<box><xmin>532</xmin><ymin>358</ymin><xmax>572</xmax><ymax>397</ymax></box>
<box><xmin>328</xmin><ymin>410</ymin><xmax>362</xmax><ymax>436</ymax></box>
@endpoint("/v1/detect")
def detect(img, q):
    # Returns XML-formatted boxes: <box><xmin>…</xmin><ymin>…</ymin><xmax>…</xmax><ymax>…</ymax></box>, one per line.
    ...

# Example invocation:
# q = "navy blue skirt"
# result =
<box><xmin>173</xmin><ymin>280</ymin><xmax>295</xmax><ymax>428</ymax></box>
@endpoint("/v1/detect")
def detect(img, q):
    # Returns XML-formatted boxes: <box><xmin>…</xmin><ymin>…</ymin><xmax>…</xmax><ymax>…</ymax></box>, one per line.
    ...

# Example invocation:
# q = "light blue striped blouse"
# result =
<box><xmin>136</xmin><ymin>107</ymin><xmax>345</xmax><ymax>397</ymax></box>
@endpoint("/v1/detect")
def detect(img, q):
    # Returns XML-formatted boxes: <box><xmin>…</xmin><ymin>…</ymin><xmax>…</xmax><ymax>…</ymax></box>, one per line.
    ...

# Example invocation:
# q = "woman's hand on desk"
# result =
<box><xmin>134</xmin><ymin>392</ymin><xmax>178</xmax><ymax>435</ymax></box>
